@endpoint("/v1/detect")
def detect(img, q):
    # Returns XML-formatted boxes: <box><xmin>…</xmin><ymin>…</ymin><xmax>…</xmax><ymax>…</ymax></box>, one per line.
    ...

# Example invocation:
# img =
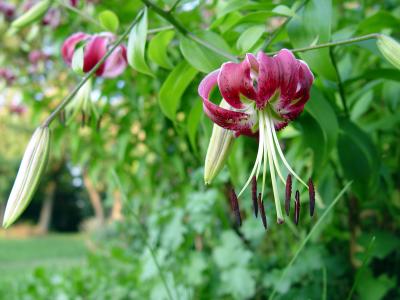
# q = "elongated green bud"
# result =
<box><xmin>377</xmin><ymin>35</ymin><xmax>400</xmax><ymax>70</ymax></box>
<box><xmin>204</xmin><ymin>100</ymin><xmax>234</xmax><ymax>184</ymax></box>
<box><xmin>10</xmin><ymin>0</ymin><xmax>52</xmax><ymax>31</ymax></box>
<box><xmin>3</xmin><ymin>126</ymin><xmax>51</xmax><ymax>228</ymax></box>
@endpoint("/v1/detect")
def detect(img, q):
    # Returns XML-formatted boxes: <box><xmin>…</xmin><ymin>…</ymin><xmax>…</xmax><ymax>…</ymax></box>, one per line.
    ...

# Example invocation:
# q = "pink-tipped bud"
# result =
<box><xmin>294</xmin><ymin>190</ymin><xmax>300</xmax><ymax>225</ymax></box>
<box><xmin>251</xmin><ymin>176</ymin><xmax>258</xmax><ymax>218</ymax></box>
<box><xmin>285</xmin><ymin>174</ymin><xmax>292</xmax><ymax>216</ymax></box>
<box><xmin>308</xmin><ymin>178</ymin><xmax>315</xmax><ymax>217</ymax></box>
<box><xmin>230</xmin><ymin>188</ymin><xmax>242</xmax><ymax>226</ymax></box>
<box><xmin>257</xmin><ymin>193</ymin><xmax>267</xmax><ymax>230</ymax></box>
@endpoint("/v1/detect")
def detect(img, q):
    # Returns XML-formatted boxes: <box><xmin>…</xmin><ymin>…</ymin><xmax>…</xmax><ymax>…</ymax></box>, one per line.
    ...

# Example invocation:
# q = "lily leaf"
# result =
<box><xmin>148</xmin><ymin>30</ymin><xmax>175</xmax><ymax>69</ymax></box>
<box><xmin>159</xmin><ymin>61</ymin><xmax>198</xmax><ymax>121</ymax></box>
<box><xmin>127</xmin><ymin>8</ymin><xmax>152</xmax><ymax>76</ymax></box>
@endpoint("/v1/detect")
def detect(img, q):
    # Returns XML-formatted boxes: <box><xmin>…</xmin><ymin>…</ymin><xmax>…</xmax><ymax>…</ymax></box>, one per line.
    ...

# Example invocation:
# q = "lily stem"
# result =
<box><xmin>266</xmin><ymin>33</ymin><xmax>381</xmax><ymax>55</ymax></box>
<box><xmin>41</xmin><ymin>11</ymin><xmax>144</xmax><ymax>127</ymax></box>
<box><xmin>329</xmin><ymin>47</ymin><xmax>350</xmax><ymax>117</ymax></box>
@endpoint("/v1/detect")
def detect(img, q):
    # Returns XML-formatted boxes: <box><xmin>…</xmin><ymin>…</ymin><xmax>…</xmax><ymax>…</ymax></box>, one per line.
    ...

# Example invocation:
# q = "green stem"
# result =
<box><xmin>329</xmin><ymin>47</ymin><xmax>349</xmax><ymax>117</ymax></box>
<box><xmin>42</xmin><ymin>11</ymin><xmax>143</xmax><ymax>127</ymax></box>
<box><xmin>266</xmin><ymin>33</ymin><xmax>381</xmax><ymax>55</ymax></box>
<box><xmin>112</xmin><ymin>171</ymin><xmax>175</xmax><ymax>300</ymax></box>
<box><xmin>148</xmin><ymin>25</ymin><xmax>174</xmax><ymax>34</ymax></box>
<box><xmin>58</xmin><ymin>0</ymin><xmax>107</xmax><ymax>30</ymax></box>
<box><xmin>168</xmin><ymin>0</ymin><xmax>182</xmax><ymax>13</ymax></box>
<box><xmin>140</xmin><ymin>0</ymin><xmax>238</xmax><ymax>62</ymax></box>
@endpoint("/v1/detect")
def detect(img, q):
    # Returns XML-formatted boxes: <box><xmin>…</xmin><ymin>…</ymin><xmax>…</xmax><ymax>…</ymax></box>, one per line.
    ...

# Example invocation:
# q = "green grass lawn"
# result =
<box><xmin>0</xmin><ymin>234</ymin><xmax>87</xmax><ymax>284</ymax></box>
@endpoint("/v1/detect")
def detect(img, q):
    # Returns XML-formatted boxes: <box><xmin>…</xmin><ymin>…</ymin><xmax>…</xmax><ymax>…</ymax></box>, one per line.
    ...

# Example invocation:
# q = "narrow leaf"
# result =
<box><xmin>148</xmin><ymin>30</ymin><xmax>175</xmax><ymax>69</ymax></box>
<box><xmin>127</xmin><ymin>8</ymin><xmax>152</xmax><ymax>76</ymax></box>
<box><xmin>180</xmin><ymin>31</ymin><xmax>232</xmax><ymax>73</ymax></box>
<box><xmin>159</xmin><ymin>61</ymin><xmax>198</xmax><ymax>120</ymax></box>
<box><xmin>98</xmin><ymin>10</ymin><xmax>119</xmax><ymax>32</ymax></box>
<box><xmin>236</xmin><ymin>25</ymin><xmax>264</xmax><ymax>53</ymax></box>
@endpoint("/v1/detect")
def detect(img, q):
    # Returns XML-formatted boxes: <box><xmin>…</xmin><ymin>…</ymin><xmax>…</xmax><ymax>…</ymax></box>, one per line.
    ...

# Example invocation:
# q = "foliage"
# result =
<box><xmin>0</xmin><ymin>0</ymin><xmax>400</xmax><ymax>299</ymax></box>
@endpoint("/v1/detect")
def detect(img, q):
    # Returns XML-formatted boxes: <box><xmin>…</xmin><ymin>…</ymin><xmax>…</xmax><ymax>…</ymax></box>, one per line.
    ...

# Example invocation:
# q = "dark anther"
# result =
<box><xmin>308</xmin><ymin>178</ymin><xmax>315</xmax><ymax>217</ymax></box>
<box><xmin>230</xmin><ymin>188</ymin><xmax>242</xmax><ymax>226</ymax></box>
<box><xmin>251</xmin><ymin>176</ymin><xmax>258</xmax><ymax>218</ymax></box>
<box><xmin>294</xmin><ymin>190</ymin><xmax>300</xmax><ymax>225</ymax></box>
<box><xmin>257</xmin><ymin>193</ymin><xmax>267</xmax><ymax>230</ymax></box>
<box><xmin>285</xmin><ymin>174</ymin><xmax>292</xmax><ymax>216</ymax></box>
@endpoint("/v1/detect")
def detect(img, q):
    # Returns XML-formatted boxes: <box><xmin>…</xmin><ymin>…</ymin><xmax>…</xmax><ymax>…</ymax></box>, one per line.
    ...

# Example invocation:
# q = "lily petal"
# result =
<box><xmin>61</xmin><ymin>32</ymin><xmax>89</xmax><ymax>65</ymax></box>
<box><xmin>102</xmin><ymin>45</ymin><xmax>127</xmax><ymax>78</ymax></box>
<box><xmin>83</xmin><ymin>35</ymin><xmax>108</xmax><ymax>76</ymax></box>
<box><xmin>199</xmin><ymin>70</ymin><xmax>255</xmax><ymax>134</ymax></box>
<box><xmin>217</xmin><ymin>56</ymin><xmax>257</xmax><ymax>109</ymax></box>
<box><xmin>257</xmin><ymin>51</ymin><xmax>279</xmax><ymax>109</ymax></box>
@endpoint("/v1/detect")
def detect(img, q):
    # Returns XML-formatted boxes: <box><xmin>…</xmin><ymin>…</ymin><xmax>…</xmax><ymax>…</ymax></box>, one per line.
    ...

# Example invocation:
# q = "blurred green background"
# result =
<box><xmin>1</xmin><ymin>0</ymin><xmax>400</xmax><ymax>299</ymax></box>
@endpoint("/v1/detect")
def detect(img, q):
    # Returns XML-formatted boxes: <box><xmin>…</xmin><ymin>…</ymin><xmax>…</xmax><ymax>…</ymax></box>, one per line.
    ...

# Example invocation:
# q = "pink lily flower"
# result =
<box><xmin>61</xmin><ymin>32</ymin><xmax>127</xmax><ymax>78</ymax></box>
<box><xmin>199</xmin><ymin>49</ymin><xmax>315</xmax><ymax>226</ymax></box>
<box><xmin>0</xmin><ymin>1</ymin><xmax>15</xmax><ymax>20</ymax></box>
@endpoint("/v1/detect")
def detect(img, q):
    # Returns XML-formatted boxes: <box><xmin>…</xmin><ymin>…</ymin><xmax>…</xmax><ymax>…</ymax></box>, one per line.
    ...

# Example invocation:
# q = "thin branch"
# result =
<box><xmin>266</xmin><ymin>33</ymin><xmax>381</xmax><ymax>55</ymax></box>
<box><xmin>329</xmin><ymin>47</ymin><xmax>350</xmax><ymax>117</ymax></box>
<box><xmin>42</xmin><ymin>11</ymin><xmax>144</xmax><ymax>127</ymax></box>
<box><xmin>148</xmin><ymin>25</ymin><xmax>174</xmax><ymax>34</ymax></box>
<box><xmin>168</xmin><ymin>0</ymin><xmax>182</xmax><ymax>13</ymax></box>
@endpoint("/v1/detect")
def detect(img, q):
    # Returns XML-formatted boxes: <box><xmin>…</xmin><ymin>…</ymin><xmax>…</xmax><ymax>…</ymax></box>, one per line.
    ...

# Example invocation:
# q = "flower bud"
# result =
<box><xmin>10</xmin><ymin>0</ymin><xmax>52</xmax><ymax>32</ymax></box>
<box><xmin>377</xmin><ymin>35</ymin><xmax>400</xmax><ymax>70</ymax></box>
<box><xmin>3</xmin><ymin>126</ymin><xmax>50</xmax><ymax>228</ymax></box>
<box><xmin>204</xmin><ymin>100</ymin><xmax>234</xmax><ymax>184</ymax></box>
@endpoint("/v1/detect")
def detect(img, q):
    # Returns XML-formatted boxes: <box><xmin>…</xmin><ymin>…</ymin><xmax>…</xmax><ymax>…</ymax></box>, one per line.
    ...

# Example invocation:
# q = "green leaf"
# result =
<box><xmin>356</xmin><ymin>268</ymin><xmax>396</xmax><ymax>300</ymax></box>
<box><xmin>356</xmin><ymin>11</ymin><xmax>400</xmax><ymax>34</ymax></box>
<box><xmin>186</xmin><ymin>100</ymin><xmax>202</xmax><ymax>153</ymax></box>
<box><xmin>148</xmin><ymin>30</ymin><xmax>175</xmax><ymax>69</ymax></box>
<box><xmin>272</xmin><ymin>5</ymin><xmax>295</xmax><ymax>17</ymax></box>
<box><xmin>337</xmin><ymin>120</ymin><xmax>379</xmax><ymax>199</ymax></box>
<box><xmin>350</xmin><ymin>90</ymin><xmax>373</xmax><ymax>121</ymax></box>
<box><xmin>302</xmin><ymin>87</ymin><xmax>339</xmax><ymax>170</ymax></box>
<box><xmin>287</xmin><ymin>0</ymin><xmax>336</xmax><ymax>80</ymax></box>
<box><xmin>180</xmin><ymin>31</ymin><xmax>232</xmax><ymax>73</ymax></box>
<box><xmin>127</xmin><ymin>8</ymin><xmax>152</xmax><ymax>76</ymax></box>
<box><xmin>159</xmin><ymin>61</ymin><xmax>198</xmax><ymax>121</ymax></box>
<box><xmin>236</xmin><ymin>25</ymin><xmax>264</xmax><ymax>53</ymax></box>
<box><xmin>98</xmin><ymin>10</ymin><xmax>119</xmax><ymax>32</ymax></box>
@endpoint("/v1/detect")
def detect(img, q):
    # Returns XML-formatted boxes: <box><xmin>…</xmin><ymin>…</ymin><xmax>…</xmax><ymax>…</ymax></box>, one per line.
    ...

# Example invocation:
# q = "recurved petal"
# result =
<box><xmin>257</xmin><ymin>51</ymin><xmax>280</xmax><ymax>109</ymax></box>
<box><xmin>274</xmin><ymin>49</ymin><xmax>299</xmax><ymax>101</ymax></box>
<box><xmin>199</xmin><ymin>69</ymin><xmax>255</xmax><ymax>134</ymax></box>
<box><xmin>61</xmin><ymin>32</ymin><xmax>89</xmax><ymax>65</ymax></box>
<box><xmin>217</xmin><ymin>56</ymin><xmax>257</xmax><ymax>109</ymax></box>
<box><xmin>83</xmin><ymin>35</ymin><xmax>108</xmax><ymax>76</ymax></box>
<box><xmin>102</xmin><ymin>45</ymin><xmax>127</xmax><ymax>78</ymax></box>
<box><xmin>203</xmin><ymin>99</ymin><xmax>255</xmax><ymax>134</ymax></box>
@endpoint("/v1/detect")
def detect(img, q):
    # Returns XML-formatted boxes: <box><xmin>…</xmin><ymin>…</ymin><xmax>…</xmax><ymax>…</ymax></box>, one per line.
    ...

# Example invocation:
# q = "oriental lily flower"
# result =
<box><xmin>199</xmin><ymin>49</ymin><xmax>315</xmax><ymax>227</ymax></box>
<box><xmin>61</xmin><ymin>32</ymin><xmax>127</xmax><ymax>78</ymax></box>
